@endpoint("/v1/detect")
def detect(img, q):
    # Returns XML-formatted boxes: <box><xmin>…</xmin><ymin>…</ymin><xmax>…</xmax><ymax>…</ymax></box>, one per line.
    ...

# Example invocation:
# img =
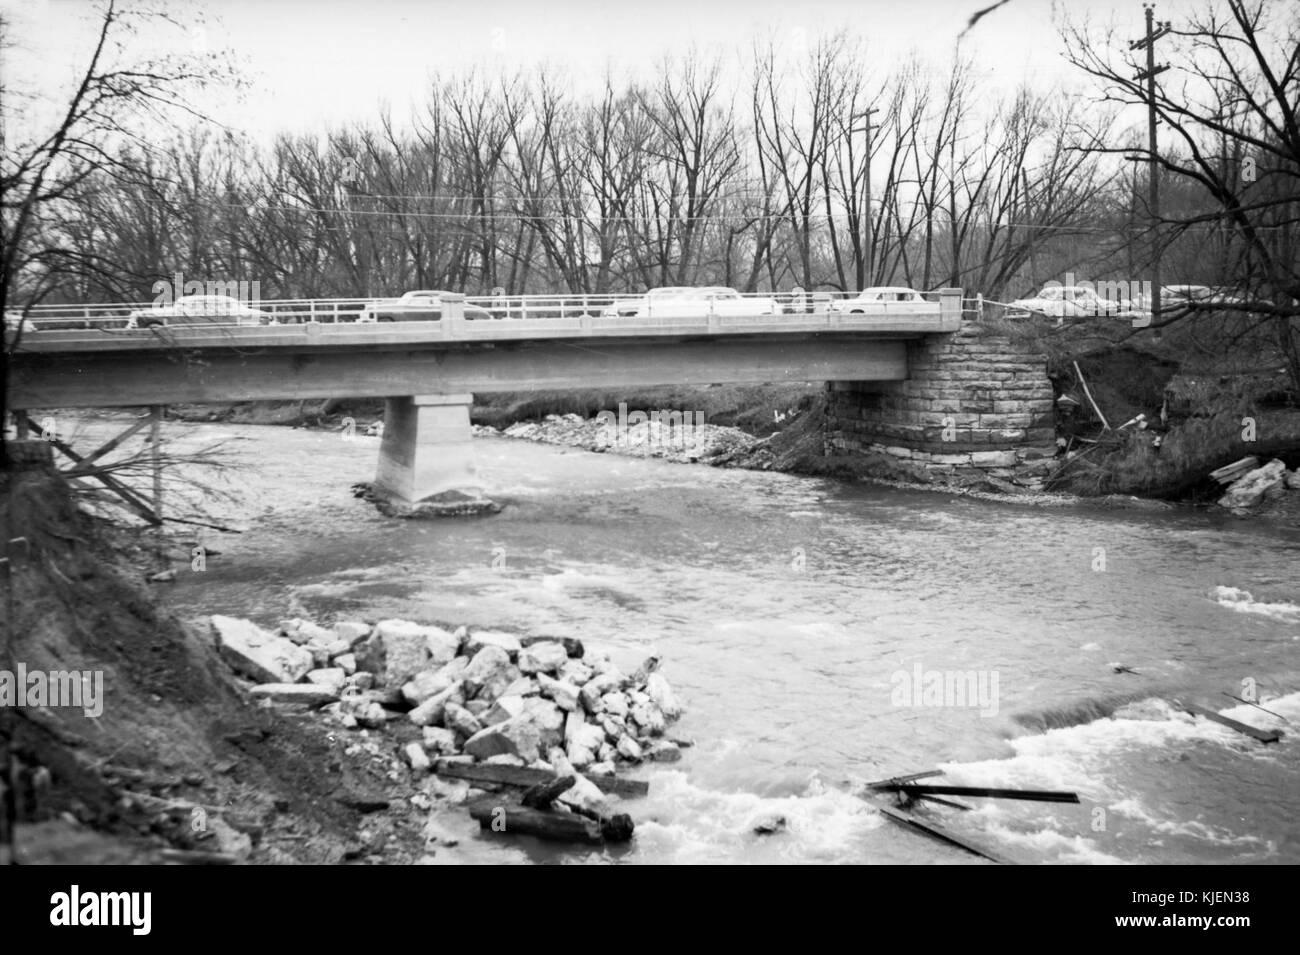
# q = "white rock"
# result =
<box><xmin>464</xmin><ymin>629</ymin><xmax>522</xmax><ymax>657</ymax></box>
<box><xmin>484</xmin><ymin>754</ymin><xmax>525</xmax><ymax>767</ymax></box>
<box><xmin>304</xmin><ymin>642</ymin><xmax>331</xmax><ymax>669</ymax></box>
<box><xmin>645</xmin><ymin>740</ymin><xmax>681</xmax><ymax>762</ymax></box>
<box><xmin>644</xmin><ymin>672</ymin><xmax>682</xmax><ymax>719</ymax></box>
<box><xmin>335</xmin><ymin>653</ymin><xmax>358</xmax><ymax>675</ymax></box>
<box><xmin>421</xmin><ymin>726</ymin><xmax>459</xmax><ymax>756</ymax></box>
<box><xmin>1285</xmin><ymin>469</ymin><xmax>1300</xmax><ymax>490</ymax></box>
<box><xmin>517</xmin><ymin>640</ymin><xmax>569</xmax><ymax>675</ymax></box>
<box><xmin>404</xmin><ymin>742</ymin><xmax>432</xmax><ymax>772</ymax></box>
<box><xmin>601</xmin><ymin>692</ymin><xmax>629</xmax><ymax>718</ymax></box>
<box><xmin>212</xmin><ymin>615</ymin><xmax>314</xmax><ymax>684</ymax></box>
<box><xmin>548</xmin><ymin>748</ymin><xmax>575</xmax><ymax>776</ymax></box>
<box><xmin>589</xmin><ymin>760</ymin><xmax>616</xmax><ymax>776</ymax></box>
<box><xmin>580</xmin><ymin>672</ymin><xmax>622</xmax><ymax>712</ymax></box>
<box><xmin>305</xmin><ymin>668</ymin><xmax>346</xmax><ymax>695</ymax></box>
<box><xmin>408</xmin><ymin>681</ymin><xmax>465</xmax><ymax>727</ymax></box>
<box><xmin>423</xmin><ymin>626</ymin><xmax>463</xmax><ymax>666</ymax></box>
<box><xmin>374</xmin><ymin>619</ymin><xmax>435</xmax><ymax>685</ymax></box>
<box><xmin>556</xmin><ymin>774</ymin><xmax>608</xmax><ymax>816</ymax></box>
<box><xmin>248</xmin><ymin>683</ymin><xmax>338</xmax><ymax>705</ymax></box>
<box><xmin>501</xmin><ymin>676</ymin><xmax>539</xmax><ymax>697</ymax></box>
<box><xmin>325</xmin><ymin>639</ymin><xmax>352</xmax><ymax>658</ymax></box>
<box><xmin>601</xmin><ymin>715</ymin><xmax>625</xmax><ymax>739</ymax></box>
<box><xmin>566</xmin><ymin>743</ymin><xmax>595</xmax><ymax>769</ymax></box>
<box><xmin>483</xmin><ymin>695</ymin><xmax>527</xmax><ymax>726</ymax></box>
<box><xmin>559</xmin><ymin>659</ymin><xmax>594</xmax><ymax>686</ymax></box>
<box><xmin>522</xmin><ymin>697</ymin><xmax>566</xmax><ymax>750</ymax></box>
<box><xmin>297</xmin><ymin>620</ymin><xmax>336</xmax><ymax>645</ymax></box>
<box><xmin>443</xmin><ymin>701</ymin><xmax>483</xmax><ymax>741</ymax></box>
<box><xmin>616</xmin><ymin>735</ymin><xmax>642</xmax><ymax>761</ymax></box>
<box><xmin>463</xmin><ymin>716</ymin><xmax>541</xmax><ymax>763</ymax></box>
<box><xmin>344</xmin><ymin>671</ymin><xmax>374</xmax><ymax>690</ymax></box>
<box><xmin>462</xmin><ymin>645</ymin><xmax>514</xmax><ymax>696</ymax></box>
<box><xmin>402</xmin><ymin>656</ymin><xmax>470</xmax><ymax>706</ymax></box>
<box><xmin>1219</xmin><ymin>458</ymin><xmax>1288</xmax><ymax>509</ymax></box>
<box><xmin>537</xmin><ymin>673</ymin><xmax>580</xmax><ymax>711</ymax></box>
<box><xmin>597</xmin><ymin>742</ymin><xmax>616</xmax><ymax>764</ymax></box>
<box><xmin>332</xmin><ymin>621</ymin><xmax>372</xmax><ymax>645</ymax></box>
<box><xmin>630</xmin><ymin>701</ymin><xmax>666</xmax><ymax>736</ymax></box>
<box><xmin>630</xmin><ymin>653</ymin><xmax>662</xmax><ymax>687</ymax></box>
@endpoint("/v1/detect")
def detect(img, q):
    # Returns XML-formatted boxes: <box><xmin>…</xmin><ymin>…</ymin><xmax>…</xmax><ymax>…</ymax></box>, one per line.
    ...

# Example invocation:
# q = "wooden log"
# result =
<box><xmin>863</xmin><ymin>770</ymin><xmax>944</xmax><ymax>790</ymax></box>
<box><xmin>888</xmin><ymin>784</ymin><xmax>1080</xmax><ymax>804</ymax></box>
<box><xmin>876</xmin><ymin>804</ymin><xmax>1013</xmax><ymax>865</ymax></box>
<box><xmin>521</xmin><ymin>775</ymin><xmax>576</xmax><ymax>809</ymax></box>
<box><xmin>466</xmin><ymin>797</ymin><xmax>604</xmax><ymax>845</ymax></box>
<box><xmin>1209</xmin><ymin>456</ymin><xmax>1259</xmax><ymax>484</ymax></box>
<box><xmin>433</xmin><ymin>759</ymin><xmax>648</xmax><ymax>798</ymax></box>
<box><xmin>1176</xmin><ymin>700</ymin><xmax>1282</xmax><ymax>743</ymax></box>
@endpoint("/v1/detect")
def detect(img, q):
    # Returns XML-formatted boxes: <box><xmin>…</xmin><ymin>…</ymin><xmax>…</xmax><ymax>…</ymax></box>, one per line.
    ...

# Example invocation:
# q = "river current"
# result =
<box><xmin>80</xmin><ymin>416</ymin><xmax>1300</xmax><ymax>864</ymax></box>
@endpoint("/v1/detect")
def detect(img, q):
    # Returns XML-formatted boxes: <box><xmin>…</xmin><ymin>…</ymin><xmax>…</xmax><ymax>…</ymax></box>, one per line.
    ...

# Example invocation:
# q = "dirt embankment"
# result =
<box><xmin>1</xmin><ymin>446</ymin><xmax>430</xmax><ymax>864</ymax></box>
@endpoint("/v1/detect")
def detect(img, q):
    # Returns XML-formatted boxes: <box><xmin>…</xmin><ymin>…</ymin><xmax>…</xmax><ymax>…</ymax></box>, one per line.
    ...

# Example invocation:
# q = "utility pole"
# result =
<box><xmin>1129</xmin><ymin>5</ymin><xmax>1171</xmax><ymax>323</ymax></box>
<box><xmin>852</xmin><ymin>108</ymin><xmax>879</xmax><ymax>290</ymax></box>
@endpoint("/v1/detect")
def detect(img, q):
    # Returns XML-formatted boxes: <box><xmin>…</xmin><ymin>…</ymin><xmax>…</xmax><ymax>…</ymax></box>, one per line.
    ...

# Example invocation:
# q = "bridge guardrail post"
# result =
<box><xmin>938</xmin><ymin>288</ymin><xmax>963</xmax><ymax>331</ymax></box>
<box><xmin>443</xmin><ymin>292</ymin><xmax>465</xmax><ymax>339</ymax></box>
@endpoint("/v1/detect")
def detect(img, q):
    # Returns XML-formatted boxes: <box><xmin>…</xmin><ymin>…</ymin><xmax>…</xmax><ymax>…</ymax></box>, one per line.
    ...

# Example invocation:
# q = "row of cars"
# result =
<box><xmin>1006</xmin><ymin>284</ymin><xmax>1258</xmax><ymax>320</ymax></box>
<box><xmin>12</xmin><ymin>286</ymin><xmax>932</xmax><ymax>329</ymax></box>
<box><xmin>9</xmin><ymin>282</ymin><xmax>1270</xmax><ymax>332</ymax></box>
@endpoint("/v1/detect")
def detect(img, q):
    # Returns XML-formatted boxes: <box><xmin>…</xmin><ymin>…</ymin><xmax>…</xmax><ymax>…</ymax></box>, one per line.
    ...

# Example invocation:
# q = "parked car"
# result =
<box><xmin>4</xmin><ymin>310</ymin><xmax>36</xmax><ymax>344</ymax></box>
<box><xmin>126</xmin><ymin>294</ymin><xmax>269</xmax><ymax>329</ymax></box>
<box><xmin>830</xmin><ymin>286</ymin><xmax>931</xmax><ymax>314</ymax></box>
<box><xmin>1008</xmin><ymin>285</ymin><xmax>1140</xmax><ymax>319</ymax></box>
<box><xmin>1161</xmin><ymin>285</ymin><xmax>1252</xmax><ymax>308</ymax></box>
<box><xmin>357</xmin><ymin>290</ymin><xmax>493</xmax><ymax>322</ymax></box>
<box><xmin>600</xmin><ymin>286</ymin><xmax>780</xmax><ymax>318</ymax></box>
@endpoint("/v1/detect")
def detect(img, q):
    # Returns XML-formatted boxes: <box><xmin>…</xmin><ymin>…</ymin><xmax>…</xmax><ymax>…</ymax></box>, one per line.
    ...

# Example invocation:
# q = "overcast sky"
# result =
<box><xmin>4</xmin><ymin>0</ymin><xmax>1205</xmax><ymax>142</ymax></box>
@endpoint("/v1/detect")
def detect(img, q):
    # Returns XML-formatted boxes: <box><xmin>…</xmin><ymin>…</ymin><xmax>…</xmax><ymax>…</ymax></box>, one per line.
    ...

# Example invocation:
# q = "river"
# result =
<box><xmin>71</xmin><ymin>414</ymin><xmax>1300</xmax><ymax>864</ymax></box>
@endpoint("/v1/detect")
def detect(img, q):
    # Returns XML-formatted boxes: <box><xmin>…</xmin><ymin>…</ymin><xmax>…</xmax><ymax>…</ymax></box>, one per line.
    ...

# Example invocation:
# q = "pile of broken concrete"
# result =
<box><xmin>209</xmin><ymin>615</ymin><xmax>684</xmax><ymax>776</ymax></box>
<box><xmin>1215</xmin><ymin>457</ymin><xmax>1300</xmax><ymax>512</ymax></box>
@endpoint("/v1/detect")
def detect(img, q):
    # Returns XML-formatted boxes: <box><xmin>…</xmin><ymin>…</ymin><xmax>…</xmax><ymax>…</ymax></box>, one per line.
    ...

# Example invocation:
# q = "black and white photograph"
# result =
<box><xmin>0</xmin><ymin>0</ymin><xmax>1296</xmax><ymax>901</ymax></box>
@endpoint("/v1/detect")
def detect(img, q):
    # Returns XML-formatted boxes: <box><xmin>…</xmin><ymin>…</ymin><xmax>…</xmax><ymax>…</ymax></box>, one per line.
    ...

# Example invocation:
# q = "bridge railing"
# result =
<box><xmin>13</xmin><ymin>289</ymin><xmax>959</xmax><ymax>328</ymax></box>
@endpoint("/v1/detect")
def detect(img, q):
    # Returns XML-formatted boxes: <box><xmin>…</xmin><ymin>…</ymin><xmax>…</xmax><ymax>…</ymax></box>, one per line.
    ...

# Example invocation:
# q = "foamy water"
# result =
<box><xmin>71</xmin><ymin>415</ymin><xmax>1300</xmax><ymax>864</ymax></box>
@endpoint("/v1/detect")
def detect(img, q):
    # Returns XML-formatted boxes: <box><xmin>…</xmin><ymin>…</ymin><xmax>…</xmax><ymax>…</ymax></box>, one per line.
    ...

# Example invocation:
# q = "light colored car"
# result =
<box><xmin>358</xmin><ymin>290</ymin><xmax>493</xmax><ymax>322</ymax></box>
<box><xmin>1008</xmin><ymin>285</ymin><xmax>1140</xmax><ymax>319</ymax></box>
<box><xmin>5</xmin><ymin>310</ymin><xmax>37</xmax><ymax>344</ymax></box>
<box><xmin>830</xmin><ymin>286</ymin><xmax>931</xmax><ymax>314</ymax></box>
<box><xmin>127</xmin><ymin>294</ymin><xmax>268</xmax><ymax>329</ymax></box>
<box><xmin>601</xmin><ymin>286</ymin><xmax>780</xmax><ymax>318</ymax></box>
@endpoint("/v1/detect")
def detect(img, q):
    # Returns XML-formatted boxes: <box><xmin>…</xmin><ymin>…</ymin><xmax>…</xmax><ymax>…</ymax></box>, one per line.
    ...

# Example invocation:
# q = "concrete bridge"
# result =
<box><xmin>7</xmin><ymin>288</ymin><xmax>1053</xmax><ymax>507</ymax></box>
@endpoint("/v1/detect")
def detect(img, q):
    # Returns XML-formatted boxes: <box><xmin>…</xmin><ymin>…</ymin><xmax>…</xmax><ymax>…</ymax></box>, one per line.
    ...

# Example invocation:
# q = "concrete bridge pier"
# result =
<box><xmin>372</xmin><ymin>394</ymin><xmax>498</xmax><ymax>516</ymax></box>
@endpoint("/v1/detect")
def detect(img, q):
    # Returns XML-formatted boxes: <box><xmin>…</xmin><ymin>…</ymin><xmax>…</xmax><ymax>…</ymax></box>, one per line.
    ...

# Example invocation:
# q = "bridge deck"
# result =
<box><xmin>12</xmin><ymin>309</ymin><xmax>957</xmax><ymax>355</ymax></box>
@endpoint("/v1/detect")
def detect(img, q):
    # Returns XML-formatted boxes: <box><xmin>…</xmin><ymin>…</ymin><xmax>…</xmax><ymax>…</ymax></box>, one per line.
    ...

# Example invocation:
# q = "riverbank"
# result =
<box><xmin>2</xmin><ymin>447</ymin><xmax>462</xmax><ymax>864</ymax></box>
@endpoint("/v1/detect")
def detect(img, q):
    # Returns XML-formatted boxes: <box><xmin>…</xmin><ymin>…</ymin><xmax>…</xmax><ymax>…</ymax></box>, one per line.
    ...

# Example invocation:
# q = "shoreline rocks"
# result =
<box><xmin>209</xmin><ymin>614</ymin><xmax>686</xmax><ymax>775</ymax></box>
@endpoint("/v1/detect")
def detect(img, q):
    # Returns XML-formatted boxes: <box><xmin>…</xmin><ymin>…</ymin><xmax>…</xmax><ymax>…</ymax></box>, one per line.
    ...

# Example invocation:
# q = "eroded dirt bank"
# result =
<box><xmin>1</xmin><ymin>446</ymin><xmax>435</xmax><ymax>864</ymax></box>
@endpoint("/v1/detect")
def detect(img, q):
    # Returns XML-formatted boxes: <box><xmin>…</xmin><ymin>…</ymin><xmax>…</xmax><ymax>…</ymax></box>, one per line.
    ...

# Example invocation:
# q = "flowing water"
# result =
<box><xmin>75</xmin><ymin>415</ymin><xmax>1300</xmax><ymax>864</ymax></box>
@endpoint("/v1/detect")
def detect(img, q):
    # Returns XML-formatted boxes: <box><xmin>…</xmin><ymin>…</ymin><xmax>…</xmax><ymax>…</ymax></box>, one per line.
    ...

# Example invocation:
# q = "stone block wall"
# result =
<box><xmin>824</xmin><ymin>318</ymin><xmax>1057</xmax><ymax>469</ymax></box>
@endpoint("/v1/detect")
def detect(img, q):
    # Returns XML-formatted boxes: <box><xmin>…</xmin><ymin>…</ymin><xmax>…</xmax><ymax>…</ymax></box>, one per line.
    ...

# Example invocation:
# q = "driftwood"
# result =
<box><xmin>1072</xmin><ymin>361</ymin><xmax>1111</xmax><ymax>431</ymax></box>
<box><xmin>466</xmin><ymin>796</ymin><xmax>633</xmax><ymax>844</ymax></box>
<box><xmin>432</xmin><ymin>759</ymin><xmax>648</xmax><ymax>798</ymax></box>
<box><xmin>521</xmin><ymin>775</ymin><xmax>576</xmax><ymax>809</ymax></box>
<box><xmin>884</xmin><ymin>784</ymin><xmax>1080</xmax><ymax>804</ymax></box>
<box><xmin>467</xmin><ymin>797</ymin><xmax>605</xmax><ymax>844</ymax></box>
<box><xmin>1209</xmin><ymin>456</ymin><xmax>1260</xmax><ymax>484</ymax></box>
<box><xmin>876</xmin><ymin>804</ymin><xmax>1014</xmax><ymax>865</ymax></box>
<box><xmin>1175</xmin><ymin>700</ymin><xmax>1282</xmax><ymax>743</ymax></box>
